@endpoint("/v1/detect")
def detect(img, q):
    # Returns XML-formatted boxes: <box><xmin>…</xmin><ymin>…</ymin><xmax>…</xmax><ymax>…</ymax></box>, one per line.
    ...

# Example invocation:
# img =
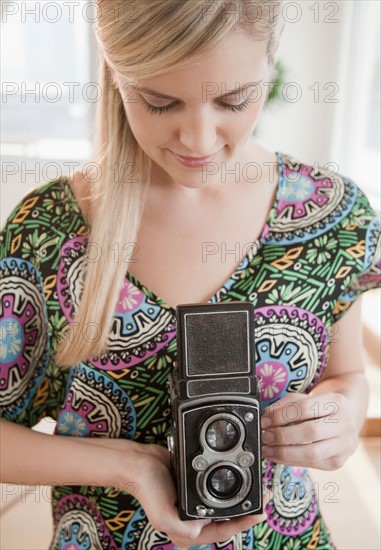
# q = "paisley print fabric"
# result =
<box><xmin>1</xmin><ymin>151</ymin><xmax>380</xmax><ymax>549</ymax></box>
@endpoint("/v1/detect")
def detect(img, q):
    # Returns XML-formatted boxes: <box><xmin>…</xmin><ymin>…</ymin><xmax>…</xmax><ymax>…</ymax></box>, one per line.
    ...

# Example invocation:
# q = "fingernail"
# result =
<box><xmin>262</xmin><ymin>445</ymin><xmax>274</xmax><ymax>458</ymax></box>
<box><xmin>261</xmin><ymin>416</ymin><xmax>271</xmax><ymax>429</ymax></box>
<box><xmin>262</xmin><ymin>431</ymin><xmax>275</xmax><ymax>444</ymax></box>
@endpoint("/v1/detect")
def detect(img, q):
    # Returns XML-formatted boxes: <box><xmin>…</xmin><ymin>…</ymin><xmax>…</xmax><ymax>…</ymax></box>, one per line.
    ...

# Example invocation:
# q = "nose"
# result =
<box><xmin>178</xmin><ymin>106</ymin><xmax>218</xmax><ymax>156</ymax></box>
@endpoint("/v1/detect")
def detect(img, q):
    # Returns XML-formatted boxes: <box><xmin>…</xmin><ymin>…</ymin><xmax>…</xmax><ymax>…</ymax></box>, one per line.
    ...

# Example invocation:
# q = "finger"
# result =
<box><xmin>210</xmin><ymin>512</ymin><xmax>267</xmax><ymax>536</ymax></box>
<box><xmin>262</xmin><ymin>434</ymin><xmax>353</xmax><ymax>468</ymax></box>
<box><xmin>158</xmin><ymin>512</ymin><xmax>212</xmax><ymax>546</ymax></box>
<box><xmin>262</xmin><ymin>415</ymin><xmax>346</xmax><ymax>446</ymax></box>
<box><xmin>193</xmin><ymin>487</ymin><xmax>269</xmax><ymax>545</ymax></box>
<box><xmin>261</xmin><ymin>393</ymin><xmax>308</xmax><ymax>429</ymax></box>
<box><xmin>182</xmin><ymin>511</ymin><xmax>267</xmax><ymax>546</ymax></box>
<box><xmin>261</xmin><ymin>393</ymin><xmax>342</xmax><ymax>429</ymax></box>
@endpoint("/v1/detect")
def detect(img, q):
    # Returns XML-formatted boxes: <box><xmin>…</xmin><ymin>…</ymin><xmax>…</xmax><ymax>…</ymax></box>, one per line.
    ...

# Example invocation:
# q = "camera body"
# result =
<box><xmin>167</xmin><ymin>301</ymin><xmax>262</xmax><ymax>520</ymax></box>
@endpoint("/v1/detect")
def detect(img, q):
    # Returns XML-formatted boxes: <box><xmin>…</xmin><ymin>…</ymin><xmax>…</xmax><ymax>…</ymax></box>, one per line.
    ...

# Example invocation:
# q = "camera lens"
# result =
<box><xmin>206</xmin><ymin>419</ymin><xmax>239</xmax><ymax>451</ymax></box>
<box><xmin>207</xmin><ymin>466</ymin><xmax>242</xmax><ymax>499</ymax></box>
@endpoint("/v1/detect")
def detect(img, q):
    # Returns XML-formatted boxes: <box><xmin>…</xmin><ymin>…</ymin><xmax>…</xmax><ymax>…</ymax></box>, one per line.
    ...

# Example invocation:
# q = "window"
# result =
<box><xmin>1</xmin><ymin>0</ymin><xmax>96</xmax><ymax>160</ymax></box>
<box><xmin>335</xmin><ymin>0</ymin><xmax>380</xmax><ymax>212</ymax></box>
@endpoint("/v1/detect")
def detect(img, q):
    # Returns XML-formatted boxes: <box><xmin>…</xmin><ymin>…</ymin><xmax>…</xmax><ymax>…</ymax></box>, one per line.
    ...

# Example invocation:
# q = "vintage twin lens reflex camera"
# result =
<box><xmin>167</xmin><ymin>301</ymin><xmax>262</xmax><ymax>520</ymax></box>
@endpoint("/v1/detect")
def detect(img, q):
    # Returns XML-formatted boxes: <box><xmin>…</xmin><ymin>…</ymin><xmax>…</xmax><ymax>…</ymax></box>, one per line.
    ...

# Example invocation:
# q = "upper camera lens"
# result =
<box><xmin>205</xmin><ymin>419</ymin><xmax>239</xmax><ymax>451</ymax></box>
<box><xmin>207</xmin><ymin>466</ymin><xmax>242</xmax><ymax>499</ymax></box>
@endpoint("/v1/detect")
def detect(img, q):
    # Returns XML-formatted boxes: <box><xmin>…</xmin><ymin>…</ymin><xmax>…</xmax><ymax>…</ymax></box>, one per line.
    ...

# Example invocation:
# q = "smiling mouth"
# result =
<box><xmin>172</xmin><ymin>152</ymin><xmax>220</xmax><ymax>160</ymax></box>
<box><xmin>168</xmin><ymin>150</ymin><xmax>221</xmax><ymax>168</ymax></box>
<box><xmin>168</xmin><ymin>149</ymin><xmax>220</xmax><ymax>168</ymax></box>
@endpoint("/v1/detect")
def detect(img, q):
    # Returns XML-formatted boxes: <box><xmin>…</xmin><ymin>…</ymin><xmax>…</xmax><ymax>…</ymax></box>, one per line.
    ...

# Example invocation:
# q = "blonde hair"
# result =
<box><xmin>55</xmin><ymin>0</ymin><xmax>284</xmax><ymax>367</ymax></box>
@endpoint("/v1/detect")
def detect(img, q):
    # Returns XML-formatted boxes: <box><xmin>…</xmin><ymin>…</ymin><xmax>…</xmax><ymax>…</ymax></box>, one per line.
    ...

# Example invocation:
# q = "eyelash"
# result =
<box><xmin>143</xmin><ymin>98</ymin><xmax>251</xmax><ymax>116</ymax></box>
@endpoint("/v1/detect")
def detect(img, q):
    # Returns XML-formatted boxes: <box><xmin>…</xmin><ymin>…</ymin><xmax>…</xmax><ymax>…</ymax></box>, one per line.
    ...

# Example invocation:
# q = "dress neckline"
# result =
<box><xmin>60</xmin><ymin>151</ymin><xmax>284</xmax><ymax>314</ymax></box>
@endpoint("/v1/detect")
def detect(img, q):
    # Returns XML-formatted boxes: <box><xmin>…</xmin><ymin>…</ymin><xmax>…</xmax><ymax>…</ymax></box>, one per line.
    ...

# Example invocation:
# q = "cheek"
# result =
<box><xmin>241</xmin><ymin>90</ymin><xmax>268</xmax><ymax>130</ymax></box>
<box><xmin>123</xmin><ymin>103</ymin><xmax>162</xmax><ymax>143</ymax></box>
<box><xmin>231</xmin><ymin>102</ymin><xmax>263</xmax><ymax>139</ymax></box>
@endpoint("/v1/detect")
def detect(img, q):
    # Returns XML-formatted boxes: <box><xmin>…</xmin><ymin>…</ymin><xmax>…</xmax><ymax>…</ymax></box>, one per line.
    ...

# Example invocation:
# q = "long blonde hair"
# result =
<box><xmin>54</xmin><ymin>0</ymin><xmax>284</xmax><ymax>367</ymax></box>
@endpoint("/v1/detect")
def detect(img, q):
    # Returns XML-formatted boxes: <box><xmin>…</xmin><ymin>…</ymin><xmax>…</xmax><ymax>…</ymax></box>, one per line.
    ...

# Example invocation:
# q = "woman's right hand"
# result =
<box><xmin>132</xmin><ymin>442</ymin><xmax>269</xmax><ymax>547</ymax></box>
<box><xmin>0</xmin><ymin>421</ymin><xmax>267</xmax><ymax>547</ymax></box>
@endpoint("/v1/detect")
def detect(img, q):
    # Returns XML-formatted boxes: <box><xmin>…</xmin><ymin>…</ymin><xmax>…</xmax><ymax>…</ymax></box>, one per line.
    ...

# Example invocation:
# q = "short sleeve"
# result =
<box><xmin>331</xmin><ymin>183</ymin><xmax>381</xmax><ymax>324</ymax></box>
<box><xmin>1</xmin><ymin>190</ymin><xmax>52</xmax><ymax>426</ymax></box>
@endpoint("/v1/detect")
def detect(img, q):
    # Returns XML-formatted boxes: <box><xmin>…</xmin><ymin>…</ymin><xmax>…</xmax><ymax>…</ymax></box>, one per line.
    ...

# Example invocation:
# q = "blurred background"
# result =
<box><xmin>1</xmin><ymin>1</ymin><xmax>380</xmax><ymax>548</ymax></box>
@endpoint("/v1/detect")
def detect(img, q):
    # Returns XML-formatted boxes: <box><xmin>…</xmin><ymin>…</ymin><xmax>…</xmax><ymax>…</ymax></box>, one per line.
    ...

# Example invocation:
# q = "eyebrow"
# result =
<box><xmin>136</xmin><ymin>81</ymin><xmax>262</xmax><ymax>101</ymax></box>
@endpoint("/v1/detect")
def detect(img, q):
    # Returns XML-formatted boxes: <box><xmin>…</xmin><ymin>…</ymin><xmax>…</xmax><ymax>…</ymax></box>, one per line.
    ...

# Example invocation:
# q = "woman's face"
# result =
<box><xmin>113</xmin><ymin>30</ymin><xmax>272</xmax><ymax>193</ymax></box>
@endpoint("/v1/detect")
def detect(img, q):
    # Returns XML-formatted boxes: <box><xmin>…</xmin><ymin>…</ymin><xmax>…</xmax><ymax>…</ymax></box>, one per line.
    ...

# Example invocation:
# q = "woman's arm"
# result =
<box><xmin>0</xmin><ymin>417</ymin><xmax>145</xmax><ymax>488</ymax></box>
<box><xmin>308</xmin><ymin>296</ymin><xmax>369</xmax><ymax>433</ymax></box>
<box><xmin>1</xmin><ymin>418</ymin><xmax>268</xmax><ymax>546</ymax></box>
<box><xmin>260</xmin><ymin>297</ymin><xmax>369</xmax><ymax>470</ymax></box>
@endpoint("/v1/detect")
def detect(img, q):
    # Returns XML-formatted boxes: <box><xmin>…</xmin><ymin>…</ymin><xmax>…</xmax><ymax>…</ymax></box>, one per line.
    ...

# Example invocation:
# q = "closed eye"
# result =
<box><xmin>143</xmin><ymin>98</ymin><xmax>252</xmax><ymax>116</ymax></box>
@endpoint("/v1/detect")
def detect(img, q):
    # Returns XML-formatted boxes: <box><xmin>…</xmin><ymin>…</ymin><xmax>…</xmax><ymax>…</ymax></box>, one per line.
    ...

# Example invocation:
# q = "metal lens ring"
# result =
<box><xmin>198</xmin><ymin>461</ymin><xmax>252</xmax><ymax>508</ymax></box>
<box><xmin>208</xmin><ymin>465</ymin><xmax>242</xmax><ymax>499</ymax></box>
<box><xmin>206</xmin><ymin>419</ymin><xmax>239</xmax><ymax>451</ymax></box>
<box><xmin>200</xmin><ymin>412</ymin><xmax>245</xmax><ymax>453</ymax></box>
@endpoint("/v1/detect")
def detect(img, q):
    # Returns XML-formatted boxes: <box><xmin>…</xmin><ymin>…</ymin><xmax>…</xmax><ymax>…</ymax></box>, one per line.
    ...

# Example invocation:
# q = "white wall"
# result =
<box><xmin>258</xmin><ymin>0</ymin><xmax>380</xmax><ymax>209</ymax></box>
<box><xmin>258</xmin><ymin>0</ymin><xmax>354</xmax><ymax>168</ymax></box>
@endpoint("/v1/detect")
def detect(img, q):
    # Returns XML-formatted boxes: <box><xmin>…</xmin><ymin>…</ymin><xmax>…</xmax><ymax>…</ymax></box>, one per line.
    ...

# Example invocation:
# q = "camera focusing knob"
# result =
<box><xmin>237</xmin><ymin>451</ymin><xmax>255</xmax><ymax>468</ymax></box>
<box><xmin>244</xmin><ymin>412</ymin><xmax>254</xmax><ymax>422</ymax></box>
<box><xmin>192</xmin><ymin>455</ymin><xmax>209</xmax><ymax>471</ymax></box>
<box><xmin>196</xmin><ymin>505</ymin><xmax>214</xmax><ymax>517</ymax></box>
<box><xmin>196</xmin><ymin>505</ymin><xmax>207</xmax><ymax>517</ymax></box>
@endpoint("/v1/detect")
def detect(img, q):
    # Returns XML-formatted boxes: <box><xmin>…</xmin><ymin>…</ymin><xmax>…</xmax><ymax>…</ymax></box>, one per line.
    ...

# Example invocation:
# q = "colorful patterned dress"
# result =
<box><xmin>1</xmin><ymin>151</ymin><xmax>380</xmax><ymax>550</ymax></box>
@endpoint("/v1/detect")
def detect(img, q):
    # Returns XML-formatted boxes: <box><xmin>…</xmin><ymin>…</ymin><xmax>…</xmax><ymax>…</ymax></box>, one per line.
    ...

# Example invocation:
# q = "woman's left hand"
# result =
<box><xmin>261</xmin><ymin>391</ymin><xmax>359</xmax><ymax>470</ymax></box>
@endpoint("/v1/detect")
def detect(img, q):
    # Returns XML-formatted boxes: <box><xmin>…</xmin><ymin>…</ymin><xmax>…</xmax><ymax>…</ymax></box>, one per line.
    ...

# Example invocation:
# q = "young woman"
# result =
<box><xmin>1</xmin><ymin>1</ymin><xmax>380</xmax><ymax>548</ymax></box>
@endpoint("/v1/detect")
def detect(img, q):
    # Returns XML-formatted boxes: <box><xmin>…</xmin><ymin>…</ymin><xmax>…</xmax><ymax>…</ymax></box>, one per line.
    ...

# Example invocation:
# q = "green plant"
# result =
<box><xmin>266</xmin><ymin>59</ymin><xmax>287</xmax><ymax>107</ymax></box>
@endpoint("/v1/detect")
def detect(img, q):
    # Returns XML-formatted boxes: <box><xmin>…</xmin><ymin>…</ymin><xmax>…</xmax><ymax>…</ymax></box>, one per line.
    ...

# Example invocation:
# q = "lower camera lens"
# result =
<box><xmin>205</xmin><ymin>419</ymin><xmax>239</xmax><ymax>451</ymax></box>
<box><xmin>207</xmin><ymin>466</ymin><xmax>242</xmax><ymax>499</ymax></box>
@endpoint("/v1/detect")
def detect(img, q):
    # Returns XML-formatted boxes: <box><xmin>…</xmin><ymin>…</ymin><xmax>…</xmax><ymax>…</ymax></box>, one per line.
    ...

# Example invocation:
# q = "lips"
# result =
<box><xmin>169</xmin><ymin>149</ymin><xmax>220</xmax><ymax>167</ymax></box>
<box><xmin>174</xmin><ymin>152</ymin><xmax>218</xmax><ymax>161</ymax></box>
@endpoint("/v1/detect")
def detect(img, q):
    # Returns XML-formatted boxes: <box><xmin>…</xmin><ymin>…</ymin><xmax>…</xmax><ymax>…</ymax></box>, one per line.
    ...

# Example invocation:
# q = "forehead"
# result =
<box><xmin>120</xmin><ymin>32</ymin><xmax>268</xmax><ymax>101</ymax></box>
